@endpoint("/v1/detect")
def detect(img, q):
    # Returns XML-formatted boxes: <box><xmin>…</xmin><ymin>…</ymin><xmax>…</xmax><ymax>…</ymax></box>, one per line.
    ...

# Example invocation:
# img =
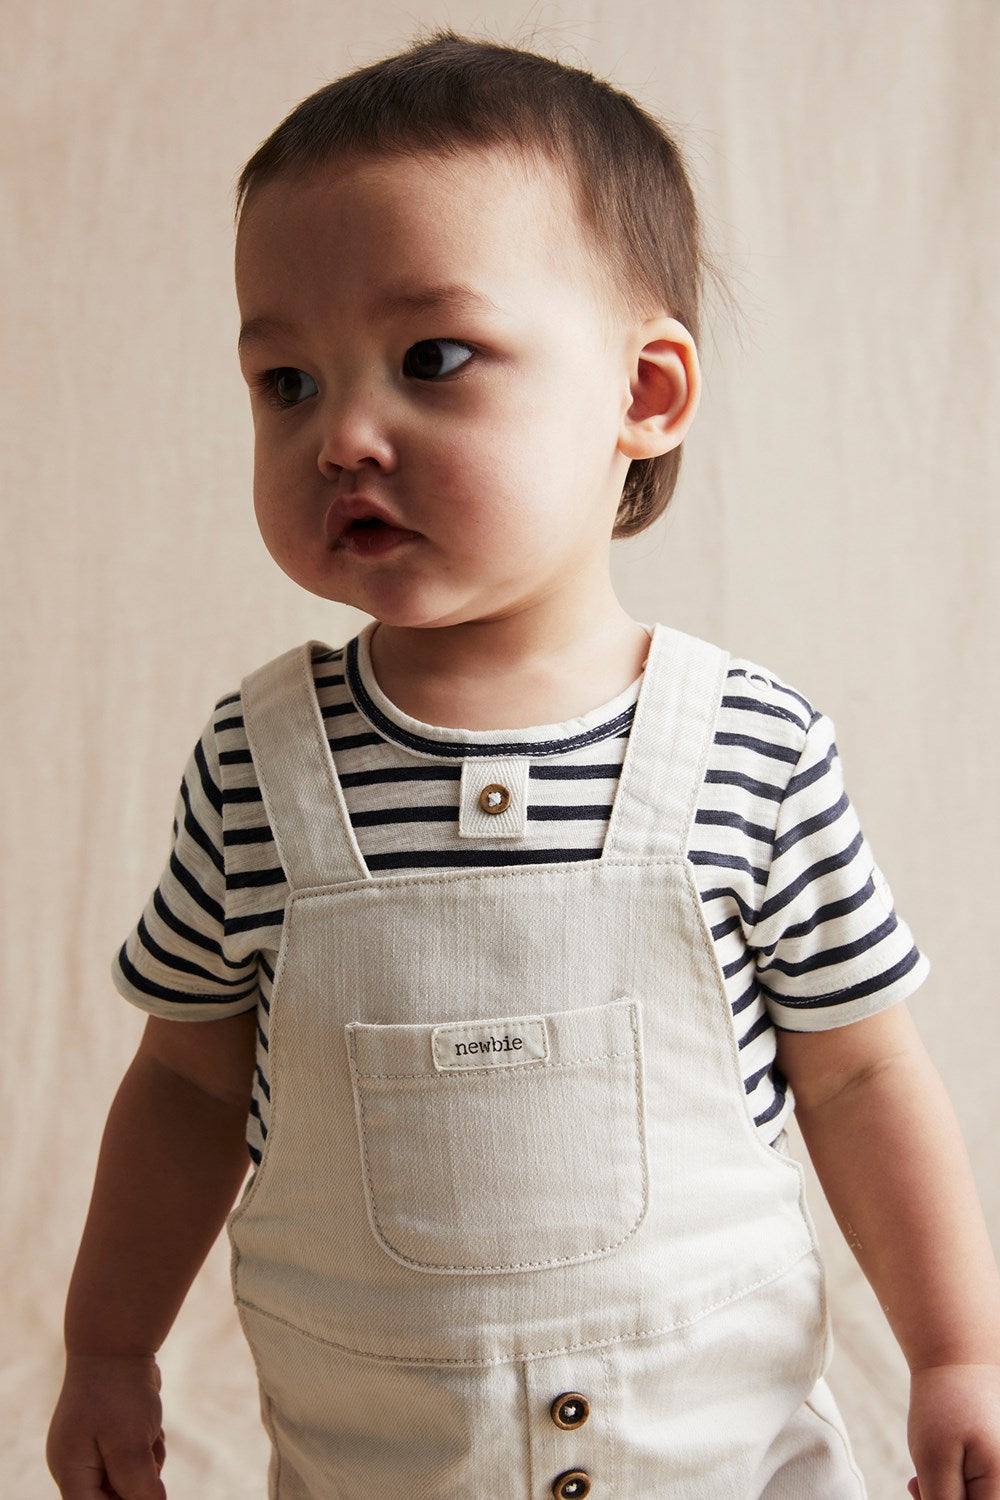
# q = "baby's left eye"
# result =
<box><xmin>402</xmin><ymin>340</ymin><xmax>474</xmax><ymax>381</ymax></box>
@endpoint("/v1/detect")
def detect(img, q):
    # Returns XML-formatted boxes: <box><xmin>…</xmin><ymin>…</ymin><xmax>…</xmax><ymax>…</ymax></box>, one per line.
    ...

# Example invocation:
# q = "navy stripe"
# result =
<box><xmin>757</xmin><ymin>831</ymin><xmax>865</xmax><ymax>924</ymax></box>
<box><xmin>169</xmin><ymin>850</ymin><xmax>225</xmax><ymax>925</ymax></box>
<box><xmin>723</xmin><ymin>946</ymin><xmax>755</xmax><ymax>980</ymax></box>
<box><xmin>695</xmin><ymin>809</ymin><xmax>775</xmax><ymax>846</ymax></box>
<box><xmin>339</xmin><ymin>765</ymin><xmax>461</xmax><ymax>788</ymax></box>
<box><xmin>772</xmin><ymin>790</ymin><xmax>849</xmax><ymax>861</ymax></box>
<box><xmin>365</xmin><ymin>846</ymin><xmax>602</xmax><ymax>871</ymax></box>
<box><xmin>778</xmin><ymin>879</ymin><xmax>875</xmax><ymax>941</ymax></box>
<box><xmin>727</xmin><ymin>671</ymin><xmax>814</xmax><ymax>721</ymax></box>
<box><xmin>193</xmin><ymin>738</ymin><xmax>223</xmax><ymax>816</ymax></box>
<box><xmin>757</xmin><ymin>911</ymin><xmax>899</xmax><ymax>979</ymax></box>
<box><xmin>753</xmin><ymin>1075</ymin><xmax>788</xmax><ymax>1126</ymax></box>
<box><xmin>722</xmin><ymin>694</ymin><xmax>806</xmax><ymax>730</ymax></box>
<box><xmin>118</xmin><ymin>944</ymin><xmax>257</xmax><ymax>1008</ymax></box>
<box><xmin>703</xmin><ymin>768</ymin><xmax>784</xmax><ymax>802</ymax></box>
<box><xmin>530</xmin><ymin>803</ymin><xmax>614</xmax><ymax>821</ymax></box>
<box><xmin>529</xmin><ymin>763</ymin><xmax>623</xmax><ymax>781</ymax></box>
<box><xmin>351</xmin><ymin>804</ymin><xmax>458</xmax><ymax>828</ymax></box>
<box><xmin>328</xmin><ymin>731</ymin><xmax>384</xmax><ymax>753</ymax></box>
<box><xmin>710</xmin><ymin>912</ymin><xmax>743</xmax><ymax>942</ymax></box>
<box><xmin>353</xmin><ymin>802</ymin><xmax>616</xmax><ymax>828</ymax></box>
<box><xmin>225</xmin><ymin>907</ymin><xmax>286</xmax><ymax>936</ymax></box>
<box><xmin>228</xmin><ymin>866</ymin><xmax>287</xmax><ymax>891</ymax></box>
<box><xmin>135</xmin><ymin>916</ymin><xmax>253</xmax><ymax>988</ymax></box>
<box><xmin>179</xmin><ymin>780</ymin><xmax>225</xmax><ymax>878</ymax></box>
<box><xmin>222</xmin><ymin>784</ymin><xmax>265</xmax><ymax>805</ymax></box>
<box><xmin>689</xmin><ymin>849</ymin><xmax>769</xmax><ymax>888</ymax></box>
<box><xmin>713</xmin><ymin>732</ymin><xmax>800</xmax><ymax>767</ymax></box>
<box><xmin>762</xmin><ymin>945</ymin><xmax>922</xmax><ymax>1009</ymax></box>
<box><xmin>151</xmin><ymin>888</ymin><xmax>246</xmax><ymax>969</ymax></box>
<box><xmin>743</xmin><ymin>1061</ymin><xmax>771</xmax><ymax>1094</ymax></box>
<box><xmin>700</xmin><ymin>886</ymin><xmax>760</xmax><ymax>928</ymax></box>
<box><xmin>784</xmin><ymin>742</ymin><xmax>838</xmax><ymax>800</ymax></box>
<box><xmin>738</xmin><ymin>1011</ymin><xmax>772</xmax><ymax>1049</ymax></box>
<box><xmin>224</xmin><ymin>824</ymin><xmax>276</xmax><ymax>847</ymax></box>
<box><xmin>731</xmin><ymin>978</ymin><xmax>758</xmax><ymax>1016</ymax></box>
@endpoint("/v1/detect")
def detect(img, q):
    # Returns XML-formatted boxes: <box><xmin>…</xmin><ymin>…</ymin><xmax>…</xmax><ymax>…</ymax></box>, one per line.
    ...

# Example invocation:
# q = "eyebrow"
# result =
<box><xmin>372</xmin><ymin>282</ymin><xmax>502</xmax><ymax>320</ymax></box>
<box><xmin>237</xmin><ymin>315</ymin><xmax>298</xmax><ymax>356</ymax></box>
<box><xmin>237</xmin><ymin>283</ymin><xmax>501</xmax><ymax>355</ymax></box>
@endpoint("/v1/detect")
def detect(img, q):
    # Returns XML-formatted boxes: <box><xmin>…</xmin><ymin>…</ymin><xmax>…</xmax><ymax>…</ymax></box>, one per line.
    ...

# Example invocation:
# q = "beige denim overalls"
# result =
<box><xmin>228</xmin><ymin>623</ymin><xmax>867</xmax><ymax>1499</ymax></box>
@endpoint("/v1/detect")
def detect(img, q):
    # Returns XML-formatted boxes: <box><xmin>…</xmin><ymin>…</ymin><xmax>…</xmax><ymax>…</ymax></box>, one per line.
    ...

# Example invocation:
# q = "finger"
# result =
<box><xmin>912</xmin><ymin>1453</ymin><xmax>966</xmax><ymax>1500</ymax></box>
<box><xmin>103</xmin><ymin>1442</ymin><xmax>167</xmax><ymax>1500</ymax></box>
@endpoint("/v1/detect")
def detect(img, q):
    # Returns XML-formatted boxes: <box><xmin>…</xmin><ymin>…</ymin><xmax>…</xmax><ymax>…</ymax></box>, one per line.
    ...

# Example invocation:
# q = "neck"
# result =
<box><xmin>367</xmin><ymin>596</ymin><xmax>650</xmax><ymax>731</ymax></box>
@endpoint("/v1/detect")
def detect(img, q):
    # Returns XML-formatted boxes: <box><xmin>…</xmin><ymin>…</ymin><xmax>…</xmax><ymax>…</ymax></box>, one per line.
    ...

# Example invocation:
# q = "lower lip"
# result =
<box><xmin>335</xmin><ymin>523</ymin><xmax>421</xmax><ymax>558</ymax></box>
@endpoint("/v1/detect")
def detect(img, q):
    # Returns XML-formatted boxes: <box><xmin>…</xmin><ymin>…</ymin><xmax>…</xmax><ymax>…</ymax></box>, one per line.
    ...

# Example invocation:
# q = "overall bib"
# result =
<box><xmin>229</xmin><ymin>623</ymin><xmax>866</xmax><ymax>1499</ymax></box>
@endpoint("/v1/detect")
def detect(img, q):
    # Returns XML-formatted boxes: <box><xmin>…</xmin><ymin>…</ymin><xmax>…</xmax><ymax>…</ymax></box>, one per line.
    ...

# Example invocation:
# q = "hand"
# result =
<box><xmin>907</xmin><ymin>1364</ymin><xmax>1000</xmax><ymax>1500</ymax></box>
<box><xmin>46</xmin><ymin>1353</ymin><xmax>167</xmax><ymax>1499</ymax></box>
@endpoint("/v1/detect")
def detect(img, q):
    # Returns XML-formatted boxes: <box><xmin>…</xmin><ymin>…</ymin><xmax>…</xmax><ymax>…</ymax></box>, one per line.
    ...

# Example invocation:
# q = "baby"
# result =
<box><xmin>47</xmin><ymin>31</ymin><xmax>1000</xmax><ymax>1500</ymax></box>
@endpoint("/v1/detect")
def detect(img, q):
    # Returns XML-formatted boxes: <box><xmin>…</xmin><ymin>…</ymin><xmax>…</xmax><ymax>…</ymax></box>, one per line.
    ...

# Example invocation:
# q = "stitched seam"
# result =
<box><xmin>235</xmin><ymin>1246</ymin><xmax>816</xmax><ymax>1367</ymax></box>
<box><xmin>288</xmin><ymin>854</ymin><xmax>686</xmax><ymax>907</ymax></box>
<box><xmin>354</xmin><ymin>1049</ymin><xmax>634</xmax><ymax>1083</ymax></box>
<box><xmin>803</xmin><ymin>1394</ymin><xmax>868</xmax><ymax>1492</ymax></box>
<box><xmin>351</xmin><ymin>1027</ymin><xmax>647</xmax><ymax>1273</ymax></box>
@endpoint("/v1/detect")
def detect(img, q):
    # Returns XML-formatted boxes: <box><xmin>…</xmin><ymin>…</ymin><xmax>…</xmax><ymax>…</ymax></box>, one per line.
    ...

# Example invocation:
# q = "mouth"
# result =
<box><xmin>325</xmin><ymin>501</ymin><xmax>421</xmax><ymax>556</ymax></box>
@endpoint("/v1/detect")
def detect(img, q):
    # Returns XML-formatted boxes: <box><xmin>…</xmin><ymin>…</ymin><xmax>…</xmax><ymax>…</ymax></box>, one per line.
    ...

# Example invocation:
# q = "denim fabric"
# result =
<box><xmin>229</xmin><ymin>624</ymin><xmax>866</xmax><ymax>1498</ymax></box>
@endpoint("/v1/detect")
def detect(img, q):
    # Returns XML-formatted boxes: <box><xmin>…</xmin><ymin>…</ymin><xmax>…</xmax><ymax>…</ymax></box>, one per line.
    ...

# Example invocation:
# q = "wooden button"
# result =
<box><xmin>552</xmin><ymin>1472</ymin><xmax>591</xmax><ymax>1500</ymax></box>
<box><xmin>551</xmin><ymin>1392</ymin><xmax>590</xmax><ymax>1430</ymax></box>
<box><xmin>479</xmin><ymin>782</ymin><xmax>511</xmax><ymax>815</ymax></box>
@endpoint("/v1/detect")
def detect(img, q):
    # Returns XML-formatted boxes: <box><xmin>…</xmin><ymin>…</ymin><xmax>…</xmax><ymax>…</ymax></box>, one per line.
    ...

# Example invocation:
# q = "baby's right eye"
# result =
<box><xmin>257</xmin><ymin>368</ymin><xmax>318</xmax><ymax>407</ymax></box>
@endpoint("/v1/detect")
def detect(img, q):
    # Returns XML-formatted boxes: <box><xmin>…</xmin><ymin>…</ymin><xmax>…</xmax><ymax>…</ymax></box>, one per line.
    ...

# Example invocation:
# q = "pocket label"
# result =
<box><xmin>432</xmin><ymin>1016</ymin><xmax>549</xmax><ymax>1072</ymax></box>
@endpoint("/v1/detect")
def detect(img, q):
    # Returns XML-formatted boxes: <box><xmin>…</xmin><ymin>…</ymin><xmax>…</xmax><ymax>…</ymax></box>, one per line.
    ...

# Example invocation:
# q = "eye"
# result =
<box><xmin>402</xmin><ymin>339</ymin><xmax>474</xmax><ymax>381</ymax></box>
<box><xmin>258</xmin><ymin>368</ymin><xmax>318</xmax><ymax>407</ymax></box>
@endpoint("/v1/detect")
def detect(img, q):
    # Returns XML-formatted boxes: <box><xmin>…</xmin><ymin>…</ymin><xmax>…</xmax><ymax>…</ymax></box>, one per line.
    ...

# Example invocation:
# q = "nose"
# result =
<box><xmin>315</xmin><ymin>382</ymin><xmax>397</xmax><ymax>479</ymax></box>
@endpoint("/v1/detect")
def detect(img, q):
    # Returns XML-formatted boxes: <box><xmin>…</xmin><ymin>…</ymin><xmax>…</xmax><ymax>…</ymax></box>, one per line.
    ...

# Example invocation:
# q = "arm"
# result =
<box><xmin>47</xmin><ymin>1010</ymin><xmax>257</xmax><ymax>1500</ymax></box>
<box><xmin>778</xmin><ymin>1003</ymin><xmax>1000</xmax><ymax>1500</ymax></box>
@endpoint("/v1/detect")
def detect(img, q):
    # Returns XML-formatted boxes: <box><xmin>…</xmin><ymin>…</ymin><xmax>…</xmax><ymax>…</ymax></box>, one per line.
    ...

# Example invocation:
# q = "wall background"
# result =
<box><xmin>4</xmin><ymin>0</ymin><xmax>998</xmax><ymax>1492</ymax></box>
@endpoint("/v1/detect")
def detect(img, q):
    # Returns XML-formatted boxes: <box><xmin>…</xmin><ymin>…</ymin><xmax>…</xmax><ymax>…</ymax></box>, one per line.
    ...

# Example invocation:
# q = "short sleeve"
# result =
<box><xmin>750</xmin><ymin>710</ymin><xmax>929</xmax><ymax>1031</ymax></box>
<box><xmin>112</xmin><ymin>700</ymin><xmax>261</xmax><ymax>1020</ymax></box>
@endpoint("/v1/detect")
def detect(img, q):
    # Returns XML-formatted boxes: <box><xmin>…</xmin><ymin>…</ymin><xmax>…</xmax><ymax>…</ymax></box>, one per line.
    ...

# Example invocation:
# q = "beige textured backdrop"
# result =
<box><xmin>5</xmin><ymin>1</ymin><xmax>998</xmax><ymax>1493</ymax></box>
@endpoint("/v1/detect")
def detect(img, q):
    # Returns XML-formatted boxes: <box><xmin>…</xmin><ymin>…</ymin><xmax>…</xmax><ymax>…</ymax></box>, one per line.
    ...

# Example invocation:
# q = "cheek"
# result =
<box><xmin>252</xmin><ymin>455</ymin><xmax>305</xmax><ymax>567</ymax></box>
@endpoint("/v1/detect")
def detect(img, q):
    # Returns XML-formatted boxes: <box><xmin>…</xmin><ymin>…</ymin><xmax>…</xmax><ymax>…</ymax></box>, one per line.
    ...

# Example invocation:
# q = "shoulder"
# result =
<box><xmin>722</xmin><ymin>657</ymin><xmax>818</xmax><ymax>736</ymax></box>
<box><xmin>711</xmin><ymin>652</ymin><xmax>832</xmax><ymax>787</ymax></box>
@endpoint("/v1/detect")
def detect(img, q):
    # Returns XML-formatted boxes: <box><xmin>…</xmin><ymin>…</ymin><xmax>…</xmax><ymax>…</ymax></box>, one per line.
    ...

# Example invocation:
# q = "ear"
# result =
<box><xmin>618</xmin><ymin>317</ymin><xmax>701</xmax><ymax>461</ymax></box>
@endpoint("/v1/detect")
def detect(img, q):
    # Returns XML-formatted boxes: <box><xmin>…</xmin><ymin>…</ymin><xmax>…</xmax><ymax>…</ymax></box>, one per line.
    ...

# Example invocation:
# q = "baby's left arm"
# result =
<box><xmin>777</xmin><ymin>1003</ymin><xmax>1000</xmax><ymax>1500</ymax></box>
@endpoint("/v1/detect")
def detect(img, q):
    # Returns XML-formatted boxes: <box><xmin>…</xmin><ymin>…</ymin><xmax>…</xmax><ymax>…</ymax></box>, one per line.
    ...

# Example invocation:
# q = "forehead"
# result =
<box><xmin>234</xmin><ymin>147</ymin><xmax>614</xmax><ymax>325</ymax></box>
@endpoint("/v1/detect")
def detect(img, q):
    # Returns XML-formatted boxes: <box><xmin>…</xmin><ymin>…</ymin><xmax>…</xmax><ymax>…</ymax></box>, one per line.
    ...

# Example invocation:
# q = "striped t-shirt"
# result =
<box><xmin>114</xmin><ymin>625</ymin><xmax>929</xmax><ymax>1164</ymax></box>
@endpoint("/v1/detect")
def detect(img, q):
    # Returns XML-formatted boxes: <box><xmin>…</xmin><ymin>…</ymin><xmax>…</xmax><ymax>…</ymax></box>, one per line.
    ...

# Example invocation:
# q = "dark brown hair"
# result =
<box><xmin>235</xmin><ymin>31</ymin><xmax>709</xmax><ymax>536</ymax></box>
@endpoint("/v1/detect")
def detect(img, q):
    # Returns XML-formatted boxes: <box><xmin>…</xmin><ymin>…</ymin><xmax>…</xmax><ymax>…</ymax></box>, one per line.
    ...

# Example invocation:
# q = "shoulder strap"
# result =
<box><xmin>240</xmin><ymin>642</ymin><xmax>368</xmax><ymax>891</ymax></box>
<box><xmin>603</xmin><ymin>623</ymin><xmax>729</xmax><ymax>862</ymax></box>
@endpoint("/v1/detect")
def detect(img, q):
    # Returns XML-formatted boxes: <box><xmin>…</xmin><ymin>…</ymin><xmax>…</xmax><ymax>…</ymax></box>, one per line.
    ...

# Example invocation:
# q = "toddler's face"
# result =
<box><xmin>235</xmin><ymin>147</ymin><xmax>639</xmax><ymax>631</ymax></box>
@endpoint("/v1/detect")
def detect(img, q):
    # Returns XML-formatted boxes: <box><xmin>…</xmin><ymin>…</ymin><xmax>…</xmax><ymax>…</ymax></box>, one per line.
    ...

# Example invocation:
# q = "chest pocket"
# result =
<box><xmin>346</xmin><ymin>997</ymin><xmax>648</xmax><ymax>1274</ymax></box>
